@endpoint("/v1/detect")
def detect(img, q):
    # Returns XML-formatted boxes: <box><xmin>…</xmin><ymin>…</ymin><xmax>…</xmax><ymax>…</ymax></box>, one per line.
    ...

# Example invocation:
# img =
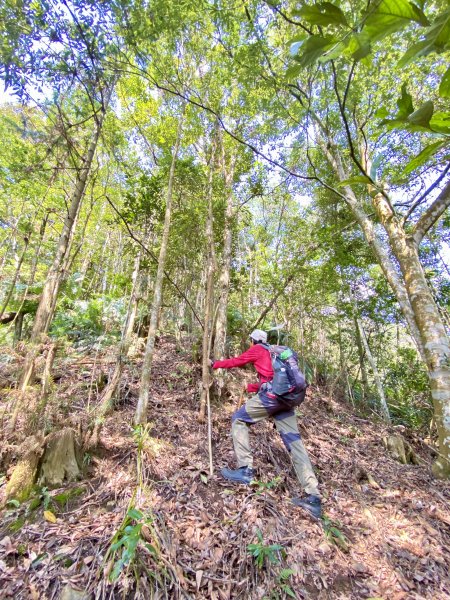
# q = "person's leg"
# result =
<box><xmin>231</xmin><ymin>394</ymin><xmax>270</xmax><ymax>469</ymax></box>
<box><xmin>274</xmin><ymin>412</ymin><xmax>320</xmax><ymax>496</ymax></box>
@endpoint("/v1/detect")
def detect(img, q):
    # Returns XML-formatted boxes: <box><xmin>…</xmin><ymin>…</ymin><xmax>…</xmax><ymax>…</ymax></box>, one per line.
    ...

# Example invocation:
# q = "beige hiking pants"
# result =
<box><xmin>231</xmin><ymin>392</ymin><xmax>320</xmax><ymax>496</ymax></box>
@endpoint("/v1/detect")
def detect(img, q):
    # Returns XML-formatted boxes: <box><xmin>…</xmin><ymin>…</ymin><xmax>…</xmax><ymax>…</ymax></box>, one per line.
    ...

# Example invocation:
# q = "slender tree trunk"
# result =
<box><xmin>98</xmin><ymin>251</ymin><xmax>141</xmax><ymax>417</ymax></box>
<box><xmin>14</xmin><ymin>311</ymin><xmax>24</xmax><ymax>345</ymax></box>
<box><xmin>355</xmin><ymin>316</ymin><xmax>391</xmax><ymax>422</ymax></box>
<box><xmin>354</xmin><ymin>315</ymin><xmax>369</xmax><ymax>403</ymax></box>
<box><xmin>214</xmin><ymin>152</ymin><xmax>236</xmax><ymax>360</ymax></box>
<box><xmin>199</xmin><ymin>131</ymin><xmax>218</xmax><ymax>421</ymax></box>
<box><xmin>134</xmin><ymin>111</ymin><xmax>184</xmax><ymax>425</ymax></box>
<box><xmin>0</xmin><ymin>234</ymin><xmax>31</xmax><ymax>320</ymax></box>
<box><xmin>9</xmin><ymin>211</ymin><xmax>51</xmax><ymax>336</ymax></box>
<box><xmin>318</xmin><ymin>137</ymin><xmax>426</xmax><ymax>361</ymax></box>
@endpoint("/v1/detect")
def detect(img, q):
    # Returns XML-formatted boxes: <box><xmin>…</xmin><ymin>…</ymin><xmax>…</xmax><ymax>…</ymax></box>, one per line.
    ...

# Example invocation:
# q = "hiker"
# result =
<box><xmin>210</xmin><ymin>329</ymin><xmax>321</xmax><ymax>518</ymax></box>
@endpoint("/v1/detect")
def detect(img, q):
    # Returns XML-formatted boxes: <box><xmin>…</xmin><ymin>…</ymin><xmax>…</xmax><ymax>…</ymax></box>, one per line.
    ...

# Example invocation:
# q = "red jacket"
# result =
<box><xmin>213</xmin><ymin>343</ymin><xmax>273</xmax><ymax>393</ymax></box>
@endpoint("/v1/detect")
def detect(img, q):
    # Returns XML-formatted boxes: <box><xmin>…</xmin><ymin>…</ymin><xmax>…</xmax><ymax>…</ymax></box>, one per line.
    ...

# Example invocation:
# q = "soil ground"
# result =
<box><xmin>0</xmin><ymin>336</ymin><xmax>449</xmax><ymax>599</ymax></box>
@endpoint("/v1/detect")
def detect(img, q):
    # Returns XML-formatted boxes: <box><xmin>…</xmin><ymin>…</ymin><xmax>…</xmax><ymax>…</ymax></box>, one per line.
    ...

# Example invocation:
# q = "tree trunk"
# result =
<box><xmin>214</xmin><ymin>152</ymin><xmax>236</xmax><ymax>360</ymax></box>
<box><xmin>13</xmin><ymin>311</ymin><xmax>24</xmax><ymax>345</ymax></box>
<box><xmin>355</xmin><ymin>316</ymin><xmax>391</xmax><ymax>422</ymax></box>
<box><xmin>199</xmin><ymin>130</ymin><xmax>218</xmax><ymax>421</ymax></box>
<box><xmin>134</xmin><ymin>111</ymin><xmax>184</xmax><ymax>425</ymax></box>
<box><xmin>373</xmin><ymin>192</ymin><xmax>450</xmax><ymax>478</ymax></box>
<box><xmin>319</xmin><ymin>137</ymin><xmax>426</xmax><ymax>361</ymax></box>
<box><xmin>0</xmin><ymin>234</ymin><xmax>30</xmax><ymax>321</ymax></box>
<box><xmin>354</xmin><ymin>315</ymin><xmax>369</xmax><ymax>403</ymax></box>
<box><xmin>28</xmin><ymin>85</ymin><xmax>114</xmax><ymax>345</ymax></box>
<box><xmin>98</xmin><ymin>251</ymin><xmax>141</xmax><ymax>418</ymax></box>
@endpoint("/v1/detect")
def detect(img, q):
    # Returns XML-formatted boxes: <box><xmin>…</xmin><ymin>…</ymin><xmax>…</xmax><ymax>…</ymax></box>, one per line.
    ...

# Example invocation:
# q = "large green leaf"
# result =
<box><xmin>398</xmin><ymin>8</ymin><xmax>450</xmax><ymax>65</ymax></box>
<box><xmin>407</xmin><ymin>101</ymin><xmax>434</xmax><ymax>127</ymax></box>
<box><xmin>318</xmin><ymin>40</ymin><xmax>348</xmax><ymax>62</ymax></box>
<box><xmin>403</xmin><ymin>141</ymin><xmax>446</xmax><ymax>174</ymax></box>
<box><xmin>364</xmin><ymin>0</ymin><xmax>429</xmax><ymax>41</ymax></box>
<box><xmin>398</xmin><ymin>40</ymin><xmax>433</xmax><ymax>67</ymax></box>
<box><xmin>286</xmin><ymin>63</ymin><xmax>303</xmax><ymax>79</ymax></box>
<box><xmin>429</xmin><ymin>111</ymin><xmax>450</xmax><ymax>134</ymax></box>
<box><xmin>292</xmin><ymin>3</ymin><xmax>348</xmax><ymax>27</ymax></box>
<box><xmin>296</xmin><ymin>35</ymin><xmax>337</xmax><ymax>67</ymax></box>
<box><xmin>396</xmin><ymin>84</ymin><xmax>414</xmax><ymax>118</ymax></box>
<box><xmin>439</xmin><ymin>66</ymin><xmax>450</xmax><ymax>98</ymax></box>
<box><xmin>344</xmin><ymin>32</ymin><xmax>372</xmax><ymax>61</ymax></box>
<box><xmin>336</xmin><ymin>175</ymin><xmax>373</xmax><ymax>187</ymax></box>
<box><xmin>425</xmin><ymin>9</ymin><xmax>450</xmax><ymax>49</ymax></box>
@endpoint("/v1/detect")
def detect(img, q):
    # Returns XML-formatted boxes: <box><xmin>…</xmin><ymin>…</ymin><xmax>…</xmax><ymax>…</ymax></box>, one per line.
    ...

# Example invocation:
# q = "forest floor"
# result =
<box><xmin>0</xmin><ymin>336</ymin><xmax>449</xmax><ymax>600</ymax></box>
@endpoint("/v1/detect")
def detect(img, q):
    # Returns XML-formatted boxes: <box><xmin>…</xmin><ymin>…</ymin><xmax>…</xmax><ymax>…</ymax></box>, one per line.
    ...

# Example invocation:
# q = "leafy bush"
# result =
<box><xmin>384</xmin><ymin>347</ymin><xmax>432</xmax><ymax>428</ymax></box>
<box><xmin>51</xmin><ymin>295</ymin><xmax>125</xmax><ymax>346</ymax></box>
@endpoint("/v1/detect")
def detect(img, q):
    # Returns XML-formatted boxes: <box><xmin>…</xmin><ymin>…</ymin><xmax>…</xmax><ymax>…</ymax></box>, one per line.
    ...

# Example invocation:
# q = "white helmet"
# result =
<box><xmin>249</xmin><ymin>329</ymin><xmax>267</xmax><ymax>343</ymax></box>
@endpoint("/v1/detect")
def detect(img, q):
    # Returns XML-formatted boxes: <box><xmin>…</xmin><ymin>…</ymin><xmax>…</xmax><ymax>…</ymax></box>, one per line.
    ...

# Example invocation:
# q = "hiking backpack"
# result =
<box><xmin>262</xmin><ymin>344</ymin><xmax>308</xmax><ymax>406</ymax></box>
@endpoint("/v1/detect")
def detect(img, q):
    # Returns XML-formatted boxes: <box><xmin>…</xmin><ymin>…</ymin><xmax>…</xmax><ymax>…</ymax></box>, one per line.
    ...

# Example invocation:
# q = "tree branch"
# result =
<box><xmin>105</xmin><ymin>196</ymin><xmax>204</xmax><ymax>329</ymax></box>
<box><xmin>412</xmin><ymin>177</ymin><xmax>450</xmax><ymax>246</ymax></box>
<box><xmin>403</xmin><ymin>162</ymin><xmax>450</xmax><ymax>225</ymax></box>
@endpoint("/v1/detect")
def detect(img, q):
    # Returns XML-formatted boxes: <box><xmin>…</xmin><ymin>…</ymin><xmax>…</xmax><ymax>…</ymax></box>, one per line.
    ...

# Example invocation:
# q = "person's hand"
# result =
<box><xmin>209</xmin><ymin>359</ymin><xmax>215</xmax><ymax>368</ymax></box>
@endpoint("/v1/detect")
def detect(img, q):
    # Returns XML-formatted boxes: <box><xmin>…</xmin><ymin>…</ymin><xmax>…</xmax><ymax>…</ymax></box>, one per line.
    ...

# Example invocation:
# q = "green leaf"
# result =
<box><xmin>297</xmin><ymin>35</ymin><xmax>337</xmax><ymax>67</ymax></box>
<box><xmin>292</xmin><ymin>3</ymin><xmax>348</xmax><ymax>27</ymax></box>
<box><xmin>398</xmin><ymin>40</ymin><xmax>433</xmax><ymax>67</ymax></box>
<box><xmin>287</xmin><ymin>34</ymin><xmax>308</xmax><ymax>46</ymax></box>
<box><xmin>336</xmin><ymin>175</ymin><xmax>372</xmax><ymax>187</ymax></box>
<box><xmin>399</xmin><ymin>9</ymin><xmax>450</xmax><ymax>66</ymax></box>
<box><xmin>425</xmin><ymin>10</ymin><xmax>450</xmax><ymax>49</ymax></box>
<box><xmin>127</xmin><ymin>508</ymin><xmax>143</xmax><ymax>521</ymax></box>
<box><xmin>374</xmin><ymin>107</ymin><xmax>389</xmax><ymax>119</ymax></box>
<box><xmin>404</xmin><ymin>141</ymin><xmax>446</xmax><ymax>174</ymax></box>
<box><xmin>407</xmin><ymin>100</ymin><xmax>434</xmax><ymax>127</ymax></box>
<box><xmin>397</xmin><ymin>84</ymin><xmax>414</xmax><ymax>118</ymax></box>
<box><xmin>345</xmin><ymin>32</ymin><xmax>372</xmax><ymax>61</ymax></box>
<box><xmin>439</xmin><ymin>66</ymin><xmax>450</xmax><ymax>98</ymax></box>
<box><xmin>145</xmin><ymin>543</ymin><xmax>157</xmax><ymax>555</ymax></box>
<box><xmin>364</xmin><ymin>0</ymin><xmax>430</xmax><ymax>42</ymax></box>
<box><xmin>318</xmin><ymin>40</ymin><xmax>348</xmax><ymax>62</ymax></box>
<box><xmin>286</xmin><ymin>63</ymin><xmax>303</xmax><ymax>79</ymax></box>
<box><xmin>279</xmin><ymin>568</ymin><xmax>295</xmax><ymax>580</ymax></box>
<box><xmin>429</xmin><ymin>111</ymin><xmax>450</xmax><ymax>134</ymax></box>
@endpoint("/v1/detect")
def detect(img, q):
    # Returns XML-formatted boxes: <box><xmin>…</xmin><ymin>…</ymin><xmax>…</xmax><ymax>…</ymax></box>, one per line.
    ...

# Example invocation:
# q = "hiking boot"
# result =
<box><xmin>221</xmin><ymin>466</ymin><xmax>255</xmax><ymax>484</ymax></box>
<box><xmin>292</xmin><ymin>495</ymin><xmax>322</xmax><ymax>519</ymax></box>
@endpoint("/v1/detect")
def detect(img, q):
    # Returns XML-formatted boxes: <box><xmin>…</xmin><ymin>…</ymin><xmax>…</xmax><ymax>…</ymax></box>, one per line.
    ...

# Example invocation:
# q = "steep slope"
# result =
<box><xmin>0</xmin><ymin>336</ymin><xmax>449</xmax><ymax>599</ymax></box>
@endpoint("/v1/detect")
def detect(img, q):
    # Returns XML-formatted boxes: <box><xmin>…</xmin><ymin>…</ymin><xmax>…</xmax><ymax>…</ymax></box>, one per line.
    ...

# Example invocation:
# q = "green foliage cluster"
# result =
<box><xmin>247</xmin><ymin>529</ymin><xmax>285</xmax><ymax>569</ymax></box>
<box><xmin>51</xmin><ymin>296</ymin><xmax>124</xmax><ymax>346</ymax></box>
<box><xmin>106</xmin><ymin>506</ymin><xmax>157</xmax><ymax>583</ymax></box>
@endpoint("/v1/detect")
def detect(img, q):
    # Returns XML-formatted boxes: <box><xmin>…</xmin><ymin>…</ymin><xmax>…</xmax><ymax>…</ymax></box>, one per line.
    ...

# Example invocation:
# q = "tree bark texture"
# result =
<box><xmin>373</xmin><ymin>193</ymin><xmax>450</xmax><ymax>478</ymax></box>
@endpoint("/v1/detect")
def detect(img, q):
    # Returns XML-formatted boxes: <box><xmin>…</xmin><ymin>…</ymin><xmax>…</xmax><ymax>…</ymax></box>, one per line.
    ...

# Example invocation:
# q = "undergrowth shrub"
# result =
<box><xmin>51</xmin><ymin>295</ymin><xmax>125</xmax><ymax>346</ymax></box>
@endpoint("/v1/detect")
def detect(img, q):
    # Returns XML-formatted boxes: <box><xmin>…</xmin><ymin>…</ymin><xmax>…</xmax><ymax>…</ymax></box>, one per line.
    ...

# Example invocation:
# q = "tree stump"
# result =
<box><xmin>383</xmin><ymin>434</ymin><xmax>419</xmax><ymax>465</ymax></box>
<box><xmin>4</xmin><ymin>433</ymin><xmax>45</xmax><ymax>503</ymax></box>
<box><xmin>39</xmin><ymin>428</ymin><xmax>81</xmax><ymax>486</ymax></box>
